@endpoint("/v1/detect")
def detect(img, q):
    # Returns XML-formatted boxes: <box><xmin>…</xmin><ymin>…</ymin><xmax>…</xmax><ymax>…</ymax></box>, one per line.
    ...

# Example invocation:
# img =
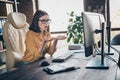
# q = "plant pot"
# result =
<box><xmin>68</xmin><ymin>44</ymin><xmax>82</xmax><ymax>50</ymax></box>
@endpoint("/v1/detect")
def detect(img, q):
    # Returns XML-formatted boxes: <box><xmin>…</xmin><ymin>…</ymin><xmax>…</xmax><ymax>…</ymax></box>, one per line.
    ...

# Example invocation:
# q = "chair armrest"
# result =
<box><xmin>6</xmin><ymin>51</ymin><xmax>23</xmax><ymax>71</ymax></box>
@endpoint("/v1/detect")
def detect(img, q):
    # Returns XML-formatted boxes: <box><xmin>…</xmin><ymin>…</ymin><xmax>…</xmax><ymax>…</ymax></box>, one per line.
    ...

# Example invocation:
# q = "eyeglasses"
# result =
<box><xmin>38</xmin><ymin>19</ymin><xmax>51</xmax><ymax>24</ymax></box>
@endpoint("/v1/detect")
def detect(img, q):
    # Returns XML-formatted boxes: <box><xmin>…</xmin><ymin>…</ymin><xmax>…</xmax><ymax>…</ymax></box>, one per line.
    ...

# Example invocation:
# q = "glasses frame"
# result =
<box><xmin>38</xmin><ymin>19</ymin><xmax>51</xmax><ymax>24</ymax></box>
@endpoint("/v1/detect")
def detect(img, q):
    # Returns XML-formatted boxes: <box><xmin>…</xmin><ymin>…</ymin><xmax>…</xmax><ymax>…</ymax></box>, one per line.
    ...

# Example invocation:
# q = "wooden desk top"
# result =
<box><xmin>0</xmin><ymin>46</ymin><xmax>119</xmax><ymax>80</ymax></box>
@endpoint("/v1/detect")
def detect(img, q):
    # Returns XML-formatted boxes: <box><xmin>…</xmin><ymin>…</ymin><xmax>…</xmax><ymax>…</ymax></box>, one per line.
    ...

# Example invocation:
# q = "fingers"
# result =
<box><xmin>44</xmin><ymin>35</ymin><xmax>67</xmax><ymax>42</ymax></box>
<box><xmin>44</xmin><ymin>37</ymin><xmax>53</xmax><ymax>42</ymax></box>
<box><xmin>56</xmin><ymin>35</ymin><xmax>67</xmax><ymax>40</ymax></box>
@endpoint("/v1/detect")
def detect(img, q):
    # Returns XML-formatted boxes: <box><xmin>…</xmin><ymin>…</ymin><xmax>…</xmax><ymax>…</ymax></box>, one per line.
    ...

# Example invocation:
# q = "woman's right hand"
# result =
<box><xmin>52</xmin><ymin>35</ymin><xmax>67</xmax><ymax>40</ymax></box>
<box><xmin>43</xmin><ymin>35</ymin><xmax>67</xmax><ymax>42</ymax></box>
<box><xmin>44</xmin><ymin>37</ymin><xmax>54</xmax><ymax>42</ymax></box>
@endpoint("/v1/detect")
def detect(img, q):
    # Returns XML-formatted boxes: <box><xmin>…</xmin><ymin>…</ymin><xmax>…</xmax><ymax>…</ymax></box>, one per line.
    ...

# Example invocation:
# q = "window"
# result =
<box><xmin>110</xmin><ymin>0</ymin><xmax>120</xmax><ymax>27</ymax></box>
<box><xmin>38</xmin><ymin>0</ymin><xmax>84</xmax><ymax>32</ymax></box>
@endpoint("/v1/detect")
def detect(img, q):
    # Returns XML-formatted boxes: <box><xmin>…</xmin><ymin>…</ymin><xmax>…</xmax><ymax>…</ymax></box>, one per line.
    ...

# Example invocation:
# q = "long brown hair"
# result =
<box><xmin>29</xmin><ymin>10</ymin><xmax>49</xmax><ymax>33</ymax></box>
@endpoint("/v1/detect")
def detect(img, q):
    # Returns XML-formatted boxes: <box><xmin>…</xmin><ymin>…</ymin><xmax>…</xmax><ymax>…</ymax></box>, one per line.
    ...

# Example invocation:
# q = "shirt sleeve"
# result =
<box><xmin>45</xmin><ymin>33</ymin><xmax>57</xmax><ymax>56</ymax></box>
<box><xmin>47</xmin><ymin>41</ymin><xmax>57</xmax><ymax>56</ymax></box>
<box><xmin>23</xmin><ymin>31</ymin><xmax>41</xmax><ymax>62</ymax></box>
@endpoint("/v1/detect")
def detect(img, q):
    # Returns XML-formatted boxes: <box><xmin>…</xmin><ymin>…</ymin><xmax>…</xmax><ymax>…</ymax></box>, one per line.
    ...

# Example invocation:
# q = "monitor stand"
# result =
<box><xmin>96</xmin><ymin>44</ymin><xmax>114</xmax><ymax>55</ymax></box>
<box><xmin>106</xmin><ymin>22</ymin><xmax>114</xmax><ymax>55</ymax></box>
<box><xmin>86</xmin><ymin>23</ymin><xmax>109</xmax><ymax>69</ymax></box>
<box><xmin>105</xmin><ymin>42</ymin><xmax>114</xmax><ymax>55</ymax></box>
<box><xmin>96</xmin><ymin>49</ymin><xmax>114</xmax><ymax>55</ymax></box>
<box><xmin>86</xmin><ymin>57</ymin><xmax>109</xmax><ymax>69</ymax></box>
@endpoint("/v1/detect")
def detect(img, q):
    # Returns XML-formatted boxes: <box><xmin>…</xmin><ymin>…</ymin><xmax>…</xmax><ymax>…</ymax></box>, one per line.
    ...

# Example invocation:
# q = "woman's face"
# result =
<box><xmin>38</xmin><ymin>15</ymin><xmax>50</xmax><ymax>32</ymax></box>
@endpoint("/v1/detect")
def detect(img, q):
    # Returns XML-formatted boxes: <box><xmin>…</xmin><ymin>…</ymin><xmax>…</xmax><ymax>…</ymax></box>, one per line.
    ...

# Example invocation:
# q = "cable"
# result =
<box><xmin>105</xmin><ymin>55</ymin><xmax>118</xmax><ymax>64</ymax></box>
<box><xmin>94</xmin><ymin>43</ymin><xmax>118</xmax><ymax>64</ymax></box>
<box><xmin>93</xmin><ymin>44</ymin><xmax>101</xmax><ymax>55</ymax></box>
<box><xmin>105</xmin><ymin>44</ymin><xmax>120</xmax><ymax>80</ymax></box>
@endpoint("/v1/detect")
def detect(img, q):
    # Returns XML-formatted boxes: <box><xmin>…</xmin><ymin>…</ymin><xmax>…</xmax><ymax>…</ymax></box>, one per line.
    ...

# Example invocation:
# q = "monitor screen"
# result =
<box><xmin>82</xmin><ymin>12</ymin><xmax>105</xmax><ymax>57</ymax></box>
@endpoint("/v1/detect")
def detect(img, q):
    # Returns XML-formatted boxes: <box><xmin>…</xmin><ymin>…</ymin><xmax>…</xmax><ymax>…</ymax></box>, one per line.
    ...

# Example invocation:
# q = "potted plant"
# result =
<box><xmin>67</xmin><ymin>11</ymin><xmax>83</xmax><ymax>44</ymax></box>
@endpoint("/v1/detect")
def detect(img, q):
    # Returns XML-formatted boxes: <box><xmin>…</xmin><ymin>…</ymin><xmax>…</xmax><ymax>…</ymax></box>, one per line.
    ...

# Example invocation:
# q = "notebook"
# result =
<box><xmin>43</xmin><ymin>63</ymin><xmax>80</xmax><ymax>74</ymax></box>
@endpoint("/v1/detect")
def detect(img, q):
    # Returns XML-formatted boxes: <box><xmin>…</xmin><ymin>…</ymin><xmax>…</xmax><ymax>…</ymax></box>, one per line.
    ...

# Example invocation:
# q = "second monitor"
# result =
<box><xmin>82</xmin><ymin>12</ymin><xmax>109</xmax><ymax>69</ymax></box>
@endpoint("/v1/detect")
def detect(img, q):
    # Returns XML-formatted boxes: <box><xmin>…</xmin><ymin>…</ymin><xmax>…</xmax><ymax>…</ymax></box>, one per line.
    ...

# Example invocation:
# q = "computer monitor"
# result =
<box><xmin>82</xmin><ymin>12</ymin><xmax>104</xmax><ymax>57</ymax></box>
<box><xmin>82</xmin><ymin>12</ymin><xmax>109</xmax><ymax>69</ymax></box>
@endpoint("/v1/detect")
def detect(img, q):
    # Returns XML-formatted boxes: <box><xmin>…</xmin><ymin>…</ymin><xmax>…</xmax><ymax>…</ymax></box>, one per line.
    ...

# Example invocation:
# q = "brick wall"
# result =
<box><xmin>0</xmin><ymin>4</ymin><xmax>7</xmax><ymax>16</ymax></box>
<box><xmin>17</xmin><ymin>0</ymin><xmax>35</xmax><ymax>25</ymax></box>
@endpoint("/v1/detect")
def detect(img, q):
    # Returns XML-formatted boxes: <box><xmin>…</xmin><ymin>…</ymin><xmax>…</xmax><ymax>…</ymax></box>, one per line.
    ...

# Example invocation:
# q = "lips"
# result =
<box><xmin>44</xmin><ymin>26</ymin><xmax>48</xmax><ymax>28</ymax></box>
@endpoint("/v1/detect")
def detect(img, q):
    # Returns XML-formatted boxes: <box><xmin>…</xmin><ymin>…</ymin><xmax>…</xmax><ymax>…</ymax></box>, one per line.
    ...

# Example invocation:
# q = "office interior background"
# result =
<box><xmin>0</xmin><ymin>0</ymin><xmax>120</xmax><ymax>74</ymax></box>
<box><xmin>0</xmin><ymin>0</ymin><xmax>120</xmax><ymax>38</ymax></box>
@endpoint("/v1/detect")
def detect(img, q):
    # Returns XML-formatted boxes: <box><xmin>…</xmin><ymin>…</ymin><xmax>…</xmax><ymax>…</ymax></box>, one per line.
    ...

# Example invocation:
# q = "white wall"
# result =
<box><xmin>110</xmin><ymin>0</ymin><xmax>120</xmax><ymax>39</ymax></box>
<box><xmin>110</xmin><ymin>0</ymin><xmax>120</xmax><ymax>27</ymax></box>
<box><xmin>38</xmin><ymin>0</ymin><xmax>84</xmax><ymax>32</ymax></box>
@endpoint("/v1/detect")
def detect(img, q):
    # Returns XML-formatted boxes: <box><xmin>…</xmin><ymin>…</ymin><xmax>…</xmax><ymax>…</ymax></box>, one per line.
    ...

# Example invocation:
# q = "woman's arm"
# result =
<box><xmin>47</xmin><ymin>35</ymin><xmax>67</xmax><ymax>56</ymax></box>
<box><xmin>39</xmin><ymin>36</ymin><xmax>54</xmax><ymax>57</ymax></box>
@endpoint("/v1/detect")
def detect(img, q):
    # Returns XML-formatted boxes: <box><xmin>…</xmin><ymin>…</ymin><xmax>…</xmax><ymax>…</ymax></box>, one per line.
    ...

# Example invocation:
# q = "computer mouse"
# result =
<box><xmin>40</xmin><ymin>61</ymin><xmax>50</xmax><ymax>67</ymax></box>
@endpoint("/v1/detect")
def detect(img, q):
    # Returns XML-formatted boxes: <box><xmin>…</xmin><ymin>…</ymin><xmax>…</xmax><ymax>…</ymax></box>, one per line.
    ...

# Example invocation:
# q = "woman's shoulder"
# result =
<box><xmin>26</xmin><ymin>30</ymin><xmax>40</xmax><ymax>40</ymax></box>
<box><xmin>27</xmin><ymin>30</ymin><xmax>36</xmax><ymax>34</ymax></box>
<box><xmin>26</xmin><ymin>30</ymin><xmax>37</xmax><ymax>37</ymax></box>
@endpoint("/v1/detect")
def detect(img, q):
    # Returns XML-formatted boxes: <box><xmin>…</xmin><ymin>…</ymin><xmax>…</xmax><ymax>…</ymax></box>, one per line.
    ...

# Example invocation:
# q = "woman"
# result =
<box><xmin>22</xmin><ymin>10</ymin><xmax>66</xmax><ymax>62</ymax></box>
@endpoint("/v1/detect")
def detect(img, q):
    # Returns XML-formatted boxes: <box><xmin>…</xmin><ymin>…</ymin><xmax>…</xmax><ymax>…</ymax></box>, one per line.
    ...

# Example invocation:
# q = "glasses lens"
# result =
<box><xmin>39</xmin><ymin>19</ymin><xmax>51</xmax><ymax>24</ymax></box>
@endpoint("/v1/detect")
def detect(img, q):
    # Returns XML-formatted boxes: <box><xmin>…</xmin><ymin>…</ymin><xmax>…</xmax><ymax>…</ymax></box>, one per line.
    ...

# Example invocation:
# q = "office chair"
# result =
<box><xmin>111</xmin><ymin>34</ymin><xmax>120</xmax><ymax>45</ymax></box>
<box><xmin>3</xmin><ymin>12</ymin><xmax>29</xmax><ymax>71</ymax></box>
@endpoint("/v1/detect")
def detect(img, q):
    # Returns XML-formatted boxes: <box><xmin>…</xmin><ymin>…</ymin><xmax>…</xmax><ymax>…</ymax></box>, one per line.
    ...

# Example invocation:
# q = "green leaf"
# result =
<box><xmin>67</xmin><ymin>37</ymin><xmax>71</xmax><ymax>43</ymax></box>
<box><xmin>73</xmin><ymin>38</ymin><xmax>79</xmax><ymax>44</ymax></box>
<box><xmin>70</xmin><ymin>11</ymin><xmax>74</xmax><ymax>17</ymax></box>
<box><xmin>76</xmin><ymin>16</ymin><xmax>80</xmax><ymax>21</ymax></box>
<box><xmin>67</xmin><ymin>33</ymin><xmax>73</xmax><ymax>43</ymax></box>
<box><xmin>69</xmin><ymin>18</ymin><xmax>73</xmax><ymax>22</ymax></box>
<box><xmin>67</xmin><ymin>11</ymin><xmax>83</xmax><ymax>43</ymax></box>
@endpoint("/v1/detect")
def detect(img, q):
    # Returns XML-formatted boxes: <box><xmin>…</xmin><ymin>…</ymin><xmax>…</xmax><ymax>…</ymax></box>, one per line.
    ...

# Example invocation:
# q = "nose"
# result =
<box><xmin>45</xmin><ymin>22</ymin><xmax>49</xmax><ymax>26</ymax></box>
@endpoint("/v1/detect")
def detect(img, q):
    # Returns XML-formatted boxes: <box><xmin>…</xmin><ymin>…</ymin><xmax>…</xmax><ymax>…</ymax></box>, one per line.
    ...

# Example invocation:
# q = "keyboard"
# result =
<box><xmin>52</xmin><ymin>53</ymin><xmax>73</xmax><ymax>63</ymax></box>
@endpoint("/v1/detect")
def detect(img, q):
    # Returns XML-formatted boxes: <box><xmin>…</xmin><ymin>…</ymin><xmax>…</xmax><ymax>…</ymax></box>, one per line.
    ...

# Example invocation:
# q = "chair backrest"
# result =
<box><xmin>111</xmin><ymin>34</ymin><xmax>120</xmax><ymax>45</ymax></box>
<box><xmin>3</xmin><ymin>12</ymin><xmax>29</xmax><ymax>71</ymax></box>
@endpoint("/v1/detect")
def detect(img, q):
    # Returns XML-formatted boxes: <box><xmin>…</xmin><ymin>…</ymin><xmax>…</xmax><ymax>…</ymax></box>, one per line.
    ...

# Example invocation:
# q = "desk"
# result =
<box><xmin>0</xmin><ymin>46</ymin><xmax>119</xmax><ymax>80</ymax></box>
<box><xmin>0</xmin><ymin>49</ymin><xmax>6</xmax><ymax>67</ymax></box>
<box><xmin>0</xmin><ymin>49</ymin><xmax>6</xmax><ymax>63</ymax></box>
